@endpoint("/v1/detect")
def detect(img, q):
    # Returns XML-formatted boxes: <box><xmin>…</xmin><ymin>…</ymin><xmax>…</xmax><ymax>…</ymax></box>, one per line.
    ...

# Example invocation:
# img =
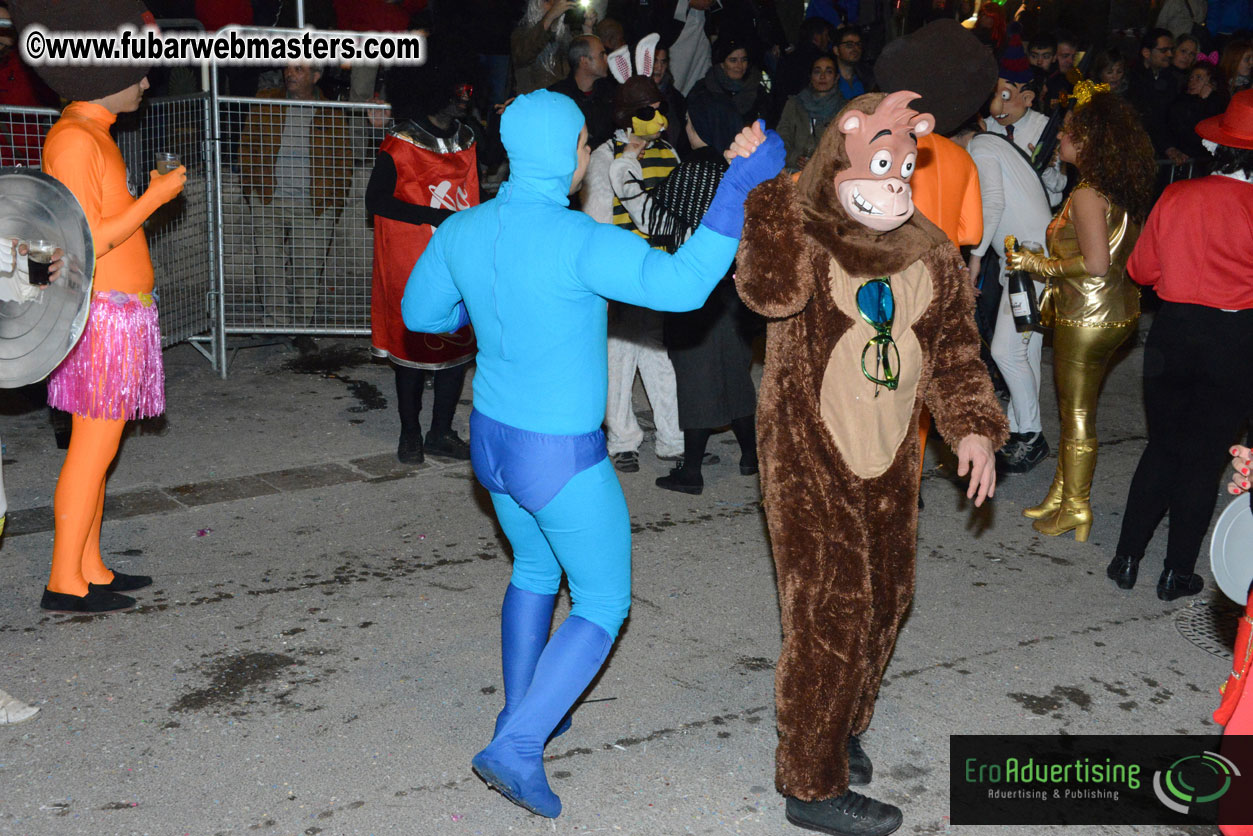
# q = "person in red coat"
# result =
<box><xmin>0</xmin><ymin>2</ymin><xmax>59</xmax><ymax>166</ymax></box>
<box><xmin>366</xmin><ymin>59</ymin><xmax>478</xmax><ymax>464</ymax></box>
<box><xmin>1108</xmin><ymin>90</ymin><xmax>1253</xmax><ymax>601</ymax></box>
<box><xmin>192</xmin><ymin>0</ymin><xmax>252</xmax><ymax>32</ymax></box>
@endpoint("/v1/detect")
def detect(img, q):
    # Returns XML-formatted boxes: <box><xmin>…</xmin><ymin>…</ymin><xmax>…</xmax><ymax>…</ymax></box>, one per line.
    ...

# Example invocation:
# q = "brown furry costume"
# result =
<box><xmin>735</xmin><ymin>93</ymin><xmax>1009</xmax><ymax>802</ymax></box>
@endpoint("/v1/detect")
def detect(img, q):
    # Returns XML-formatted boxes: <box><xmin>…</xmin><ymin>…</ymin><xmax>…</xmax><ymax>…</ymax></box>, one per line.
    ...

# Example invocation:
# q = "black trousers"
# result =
<box><xmin>1117</xmin><ymin>302</ymin><xmax>1253</xmax><ymax>572</ymax></box>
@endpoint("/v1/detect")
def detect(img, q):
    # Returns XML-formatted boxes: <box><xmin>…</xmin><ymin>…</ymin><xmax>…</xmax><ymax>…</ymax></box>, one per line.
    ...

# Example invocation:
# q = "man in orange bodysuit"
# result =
<box><xmin>13</xmin><ymin>0</ymin><xmax>187</xmax><ymax>612</ymax></box>
<box><xmin>875</xmin><ymin>19</ymin><xmax>997</xmax><ymax>483</ymax></box>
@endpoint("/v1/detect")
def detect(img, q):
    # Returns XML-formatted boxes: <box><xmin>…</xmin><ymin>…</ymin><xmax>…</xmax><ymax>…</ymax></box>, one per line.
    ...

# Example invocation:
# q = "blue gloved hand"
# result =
<box><xmin>702</xmin><ymin>121</ymin><xmax>786</xmax><ymax>239</ymax></box>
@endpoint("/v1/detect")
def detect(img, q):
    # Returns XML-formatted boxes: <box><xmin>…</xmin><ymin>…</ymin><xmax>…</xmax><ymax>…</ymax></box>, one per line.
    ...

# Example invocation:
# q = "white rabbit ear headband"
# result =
<box><xmin>608</xmin><ymin>32</ymin><xmax>661</xmax><ymax>85</ymax></box>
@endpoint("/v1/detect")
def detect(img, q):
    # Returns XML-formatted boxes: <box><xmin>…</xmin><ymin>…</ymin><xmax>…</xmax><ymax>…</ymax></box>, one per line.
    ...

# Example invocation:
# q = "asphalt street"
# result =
<box><xmin>0</xmin><ymin>325</ymin><xmax>1237</xmax><ymax>836</ymax></box>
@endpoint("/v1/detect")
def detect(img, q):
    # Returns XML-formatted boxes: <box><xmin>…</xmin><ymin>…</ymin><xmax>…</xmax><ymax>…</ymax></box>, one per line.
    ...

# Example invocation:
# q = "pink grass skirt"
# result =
<box><xmin>47</xmin><ymin>291</ymin><xmax>165</xmax><ymax>420</ymax></box>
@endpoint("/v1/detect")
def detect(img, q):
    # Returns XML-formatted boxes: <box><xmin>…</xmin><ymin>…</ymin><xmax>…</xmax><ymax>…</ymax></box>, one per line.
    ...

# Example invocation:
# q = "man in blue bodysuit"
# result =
<box><xmin>402</xmin><ymin>90</ymin><xmax>784</xmax><ymax>818</ymax></box>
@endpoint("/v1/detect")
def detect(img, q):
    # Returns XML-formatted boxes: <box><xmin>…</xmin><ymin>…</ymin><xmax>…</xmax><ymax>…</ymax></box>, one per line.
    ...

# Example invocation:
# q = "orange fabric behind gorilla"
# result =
<box><xmin>911</xmin><ymin>132</ymin><xmax>983</xmax><ymax>248</ymax></box>
<box><xmin>906</xmin><ymin>132</ymin><xmax>984</xmax><ymax>471</ymax></box>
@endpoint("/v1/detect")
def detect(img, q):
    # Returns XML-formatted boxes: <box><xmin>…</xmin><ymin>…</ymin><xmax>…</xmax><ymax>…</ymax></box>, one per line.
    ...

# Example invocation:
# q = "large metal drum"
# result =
<box><xmin>0</xmin><ymin>167</ymin><xmax>94</xmax><ymax>388</ymax></box>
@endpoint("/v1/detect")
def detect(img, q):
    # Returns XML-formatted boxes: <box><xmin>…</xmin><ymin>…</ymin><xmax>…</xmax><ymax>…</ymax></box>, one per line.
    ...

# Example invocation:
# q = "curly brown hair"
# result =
<box><xmin>1065</xmin><ymin>92</ymin><xmax>1157</xmax><ymax>222</ymax></box>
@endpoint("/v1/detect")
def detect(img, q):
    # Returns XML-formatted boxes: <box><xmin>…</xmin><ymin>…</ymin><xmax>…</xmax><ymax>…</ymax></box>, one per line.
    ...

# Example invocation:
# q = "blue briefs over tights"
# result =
<box><xmin>470</xmin><ymin>409</ymin><xmax>608</xmax><ymax>512</ymax></box>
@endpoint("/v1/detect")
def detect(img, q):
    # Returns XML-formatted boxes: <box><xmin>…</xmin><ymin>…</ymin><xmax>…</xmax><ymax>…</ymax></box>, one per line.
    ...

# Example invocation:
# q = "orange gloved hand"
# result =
<box><xmin>144</xmin><ymin>165</ymin><xmax>187</xmax><ymax>206</ymax></box>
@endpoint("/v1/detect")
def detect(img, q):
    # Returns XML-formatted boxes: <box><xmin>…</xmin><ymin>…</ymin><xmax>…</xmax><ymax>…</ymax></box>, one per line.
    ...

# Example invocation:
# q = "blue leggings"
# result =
<box><xmin>488</xmin><ymin>459</ymin><xmax>632</xmax><ymax>639</ymax></box>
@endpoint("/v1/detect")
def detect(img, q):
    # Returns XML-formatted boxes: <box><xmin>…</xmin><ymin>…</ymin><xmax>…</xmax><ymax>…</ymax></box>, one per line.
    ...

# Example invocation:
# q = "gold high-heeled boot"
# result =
<box><xmin>1033</xmin><ymin>437</ymin><xmax>1097</xmax><ymax>542</ymax></box>
<box><xmin>1023</xmin><ymin>459</ymin><xmax>1063</xmax><ymax>519</ymax></box>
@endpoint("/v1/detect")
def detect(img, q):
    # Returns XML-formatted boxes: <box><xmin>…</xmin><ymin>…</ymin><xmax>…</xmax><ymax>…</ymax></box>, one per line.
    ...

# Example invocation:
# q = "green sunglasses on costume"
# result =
<box><xmin>856</xmin><ymin>276</ymin><xmax>900</xmax><ymax>392</ymax></box>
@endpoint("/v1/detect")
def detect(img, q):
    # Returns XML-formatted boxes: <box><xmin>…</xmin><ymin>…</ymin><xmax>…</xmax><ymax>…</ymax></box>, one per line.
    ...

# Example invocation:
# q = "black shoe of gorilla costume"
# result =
<box><xmin>785</xmin><ymin>791</ymin><xmax>902</xmax><ymax>836</ymax></box>
<box><xmin>848</xmin><ymin>735</ymin><xmax>871</xmax><ymax>785</ymax></box>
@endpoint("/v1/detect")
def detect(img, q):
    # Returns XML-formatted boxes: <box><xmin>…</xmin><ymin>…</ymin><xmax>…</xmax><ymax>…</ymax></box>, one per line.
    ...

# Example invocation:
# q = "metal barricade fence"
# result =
<box><xmin>1159</xmin><ymin>158</ymin><xmax>1199</xmax><ymax>186</ymax></box>
<box><xmin>0</xmin><ymin>98</ymin><xmax>214</xmax><ymax>352</ymax></box>
<box><xmin>0</xmin><ymin>105</ymin><xmax>56</xmax><ymax>168</ymax></box>
<box><xmin>213</xmin><ymin>94</ymin><xmax>388</xmax><ymax>347</ymax></box>
<box><xmin>116</xmin><ymin>93</ymin><xmax>215</xmax><ymax>350</ymax></box>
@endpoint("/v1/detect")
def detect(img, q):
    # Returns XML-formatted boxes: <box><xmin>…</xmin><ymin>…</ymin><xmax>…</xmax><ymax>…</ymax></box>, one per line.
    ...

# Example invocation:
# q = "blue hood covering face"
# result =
<box><xmin>500</xmin><ymin>91</ymin><xmax>586</xmax><ymax>206</ymax></box>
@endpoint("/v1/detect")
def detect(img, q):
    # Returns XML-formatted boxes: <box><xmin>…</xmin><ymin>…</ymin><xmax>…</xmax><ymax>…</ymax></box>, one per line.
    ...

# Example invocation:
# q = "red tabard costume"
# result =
<box><xmin>371</xmin><ymin>128</ymin><xmax>477</xmax><ymax>369</ymax></box>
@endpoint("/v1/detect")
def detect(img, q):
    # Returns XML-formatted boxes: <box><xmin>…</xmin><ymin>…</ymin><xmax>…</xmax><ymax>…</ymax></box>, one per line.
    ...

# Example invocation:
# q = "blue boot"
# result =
<box><xmin>492</xmin><ymin>585</ymin><xmax>572</xmax><ymax>741</ymax></box>
<box><xmin>472</xmin><ymin>615</ymin><xmax>613</xmax><ymax>818</ymax></box>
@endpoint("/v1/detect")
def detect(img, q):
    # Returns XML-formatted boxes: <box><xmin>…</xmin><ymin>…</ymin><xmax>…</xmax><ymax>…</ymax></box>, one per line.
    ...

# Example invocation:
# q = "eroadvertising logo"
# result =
<box><xmin>1152</xmin><ymin>751</ymin><xmax>1239</xmax><ymax>815</ymax></box>
<box><xmin>950</xmin><ymin>735</ymin><xmax>1253</xmax><ymax>826</ymax></box>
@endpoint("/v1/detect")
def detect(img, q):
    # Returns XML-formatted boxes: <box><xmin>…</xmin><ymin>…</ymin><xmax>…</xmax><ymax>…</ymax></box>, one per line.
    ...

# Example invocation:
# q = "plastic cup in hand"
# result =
<box><xmin>26</xmin><ymin>240</ymin><xmax>55</xmax><ymax>286</ymax></box>
<box><xmin>156</xmin><ymin>152</ymin><xmax>180</xmax><ymax>174</ymax></box>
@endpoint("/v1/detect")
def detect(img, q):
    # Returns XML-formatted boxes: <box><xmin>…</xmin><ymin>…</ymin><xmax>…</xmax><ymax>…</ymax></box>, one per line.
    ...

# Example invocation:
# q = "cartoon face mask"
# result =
<box><xmin>988</xmin><ymin>79</ymin><xmax>1035</xmax><ymax>127</ymax></box>
<box><xmin>631</xmin><ymin>105</ymin><xmax>669</xmax><ymax>139</ymax></box>
<box><xmin>832</xmin><ymin>90</ymin><xmax>934</xmax><ymax>233</ymax></box>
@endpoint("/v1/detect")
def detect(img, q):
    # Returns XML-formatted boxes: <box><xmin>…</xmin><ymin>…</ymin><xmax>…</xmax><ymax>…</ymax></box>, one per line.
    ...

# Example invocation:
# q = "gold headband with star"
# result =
<box><xmin>1070</xmin><ymin>80</ymin><xmax>1111</xmax><ymax>110</ymax></box>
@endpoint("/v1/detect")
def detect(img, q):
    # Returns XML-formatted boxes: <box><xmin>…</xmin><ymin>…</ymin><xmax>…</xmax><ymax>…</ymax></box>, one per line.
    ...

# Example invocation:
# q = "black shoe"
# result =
<box><xmin>656</xmin><ymin>466</ymin><xmax>703</xmax><ymax>495</ymax></box>
<box><xmin>740</xmin><ymin>453</ymin><xmax>759</xmax><ymax>476</ymax></box>
<box><xmin>1000</xmin><ymin>433</ymin><xmax>1049</xmax><ymax>474</ymax></box>
<box><xmin>425</xmin><ymin>430</ymin><xmax>471</xmax><ymax>460</ymax></box>
<box><xmin>848</xmin><ymin>735</ymin><xmax>871</xmax><ymax>786</ymax></box>
<box><xmin>41</xmin><ymin>587</ymin><xmax>136</xmax><ymax>613</ymax></box>
<box><xmin>659</xmin><ymin>451</ymin><xmax>721</xmax><ymax>466</ymax></box>
<box><xmin>1106</xmin><ymin>554</ymin><xmax>1141</xmax><ymax>590</ymax></box>
<box><xmin>90</xmin><ymin>571</ymin><xmax>152</xmax><ymax>593</ymax></box>
<box><xmin>397</xmin><ymin>431</ymin><xmax>424</xmax><ymax>465</ymax></box>
<box><xmin>611</xmin><ymin>450</ymin><xmax>639</xmax><ymax>472</ymax></box>
<box><xmin>997</xmin><ymin>431</ymin><xmax>1028</xmax><ymax>458</ymax></box>
<box><xmin>1157</xmin><ymin>569</ymin><xmax>1205</xmax><ymax>602</ymax></box>
<box><xmin>785</xmin><ymin>791</ymin><xmax>902</xmax><ymax>836</ymax></box>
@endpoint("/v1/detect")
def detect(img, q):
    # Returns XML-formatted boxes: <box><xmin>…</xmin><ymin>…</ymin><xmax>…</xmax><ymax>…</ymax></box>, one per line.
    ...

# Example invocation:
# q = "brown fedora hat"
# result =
<box><xmin>1197</xmin><ymin>89</ymin><xmax>1253</xmax><ymax>150</ymax></box>
<box><xmin>875</xmin><ymin>19</ymin><xmax>998</xmax><ymax>136</ymax></box>
<box><xmin>10</xmin><ymin>0</ymin><xmax>154</xmax><ymax>101</ymax></box>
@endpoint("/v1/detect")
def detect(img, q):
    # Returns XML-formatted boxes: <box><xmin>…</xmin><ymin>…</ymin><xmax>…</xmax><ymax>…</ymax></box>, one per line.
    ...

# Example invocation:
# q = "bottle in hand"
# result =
<box><xmin>1004</xmin><ymin>236</ymin><xmax>1041</xmax><ymax>332</ymax></box>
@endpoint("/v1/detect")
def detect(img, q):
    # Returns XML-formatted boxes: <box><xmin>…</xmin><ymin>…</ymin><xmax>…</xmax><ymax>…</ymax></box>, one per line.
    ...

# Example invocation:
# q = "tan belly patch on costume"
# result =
<box><xmin>820</xmin><ymin>258</ymin><xmax>933</xmax><ymax>479</ymax></box>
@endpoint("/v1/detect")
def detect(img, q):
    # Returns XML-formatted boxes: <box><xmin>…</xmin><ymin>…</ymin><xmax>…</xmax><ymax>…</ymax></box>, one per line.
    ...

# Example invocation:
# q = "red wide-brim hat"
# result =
<box><xmin>10</xmin><ymin>0</ymin><xmax>155</xmax><ymax>102</ymax></box>
<box><xmin>1196</xmin><ymin>89</ymin><xmax>1253</xmax><ymax>151</ymax></box>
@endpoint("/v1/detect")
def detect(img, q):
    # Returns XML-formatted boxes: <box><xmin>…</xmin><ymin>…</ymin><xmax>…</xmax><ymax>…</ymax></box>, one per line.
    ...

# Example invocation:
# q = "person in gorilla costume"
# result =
<box><xmin>736</xmin><ymin>90</ymin><xmax>1008</xmax><ymax>836</ymax></box>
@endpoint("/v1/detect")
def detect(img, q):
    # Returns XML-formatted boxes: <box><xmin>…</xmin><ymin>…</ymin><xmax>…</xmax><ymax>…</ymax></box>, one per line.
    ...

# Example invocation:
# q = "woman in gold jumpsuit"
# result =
<box><xmin>1006</xmin><ymin>83</ymin><xmax>1157</xmax><ymax>541</ymax></box>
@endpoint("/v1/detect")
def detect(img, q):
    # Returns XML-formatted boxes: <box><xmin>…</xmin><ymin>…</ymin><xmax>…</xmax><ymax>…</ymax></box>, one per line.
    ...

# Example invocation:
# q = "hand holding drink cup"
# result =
<box><xmin>147</xmin><ymin>153</ymin><xmax>187</xmax><ymax>206</ymax></box>
<box><xmin>155</xmin><ymin>152</ymin><xmax>180</xmax><ymax>174</ymax></box>
<box><xmin>24</xmin><ymin>240</ymin><xmax>56</xmax><ymax>286</ymax></box>
<box><xmin>9</xmin><ymin>238</ymin><xmax>65</xmax><ymax>286</ymax></box>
